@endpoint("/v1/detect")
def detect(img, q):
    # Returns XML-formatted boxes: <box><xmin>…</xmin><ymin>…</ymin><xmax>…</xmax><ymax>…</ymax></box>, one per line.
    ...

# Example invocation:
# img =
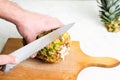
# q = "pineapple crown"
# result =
<box><xmin>97</xmin><ymin>0</ymin><xmax>120</xmax><ymax>24</ymax></box>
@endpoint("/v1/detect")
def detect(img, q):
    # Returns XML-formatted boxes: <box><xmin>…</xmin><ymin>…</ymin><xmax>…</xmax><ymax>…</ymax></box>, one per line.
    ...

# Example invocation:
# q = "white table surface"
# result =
<box><xmin>0</xmin><ymin>0</ymin><xmax>120</xmax><ymax>80</ymax></box>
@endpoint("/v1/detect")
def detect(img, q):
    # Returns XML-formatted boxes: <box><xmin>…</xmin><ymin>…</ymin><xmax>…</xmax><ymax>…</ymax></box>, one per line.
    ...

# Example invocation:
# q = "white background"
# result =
<box><xmin>0</xmin><ymin>0</ymin><xmax>120</xmax><ymax>80</ymax></box>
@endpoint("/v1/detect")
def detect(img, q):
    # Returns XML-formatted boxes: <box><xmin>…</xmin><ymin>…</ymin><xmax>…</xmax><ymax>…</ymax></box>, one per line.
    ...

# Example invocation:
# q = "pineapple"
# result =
<box><xmin>97</xmin><ymin>0</ymin><xmax>120</xmax><ymax>32</ymax></box>
<box><xmin>23</xmin><ymin>29</ymin><xmax>71</xmax><ymax>63</ymax></box>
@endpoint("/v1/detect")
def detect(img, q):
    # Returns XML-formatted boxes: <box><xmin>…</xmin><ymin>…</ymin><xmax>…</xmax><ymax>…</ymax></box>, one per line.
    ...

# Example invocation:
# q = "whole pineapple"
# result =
<box><xmin>23</xmin><ymin>29</ymin><xmax>71</xmax><ymax>63</ymax></box>
<box><xmin>97</xmin><ymin>0</ymin><xmax>120</xmax><ymax>32</ymax></box>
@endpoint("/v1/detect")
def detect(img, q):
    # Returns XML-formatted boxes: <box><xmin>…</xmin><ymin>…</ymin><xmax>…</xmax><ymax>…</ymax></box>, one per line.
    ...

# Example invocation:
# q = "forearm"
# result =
<box><xmin>0</xmin><ymin>0</ymin><xmax>25</xmax><ymax>24</ymax></box>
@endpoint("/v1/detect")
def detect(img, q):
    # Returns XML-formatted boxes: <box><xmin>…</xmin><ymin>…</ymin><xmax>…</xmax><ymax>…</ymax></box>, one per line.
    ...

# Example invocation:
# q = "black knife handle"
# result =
<box><xmin>0</xmin><ymin>65</ymin><xmax>6</xmax><ymax>72</ymax></box>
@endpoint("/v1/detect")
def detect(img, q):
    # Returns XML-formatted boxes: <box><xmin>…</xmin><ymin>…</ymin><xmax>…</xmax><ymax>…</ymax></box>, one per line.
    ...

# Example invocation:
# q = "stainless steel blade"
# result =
<box><xmin>2</xmin><ymin>23</ymin><xmax>75</xmax><ymax>73</ymax></box>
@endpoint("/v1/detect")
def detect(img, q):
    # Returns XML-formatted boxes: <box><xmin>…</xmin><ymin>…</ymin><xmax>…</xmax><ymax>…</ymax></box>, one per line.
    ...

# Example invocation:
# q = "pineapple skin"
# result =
<box><xmin>98</xmin><ymin>0</ymin><xmax>120</xmax><ymax>32</ymax></box>
<box><xmin>23</xmin><ymin>30</ymin><xmax>71</xmax><ymax>63</ymax></box>
<box><xmin>105</xmin><ymin>21</ymin><xmax>120</xmax><ymax>32</ymax></box>
<box><xmin>36</xmin><ymin>31</ymin><xmax>71</xmax><ymax>63</ymax></box>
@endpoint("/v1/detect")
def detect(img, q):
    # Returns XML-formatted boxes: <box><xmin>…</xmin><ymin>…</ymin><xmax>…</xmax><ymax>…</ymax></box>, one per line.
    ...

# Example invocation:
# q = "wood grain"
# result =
<box><xmin>0</xmin><ymin>38</ymin><xmax>119</xmax><ymax>80</ymax></box>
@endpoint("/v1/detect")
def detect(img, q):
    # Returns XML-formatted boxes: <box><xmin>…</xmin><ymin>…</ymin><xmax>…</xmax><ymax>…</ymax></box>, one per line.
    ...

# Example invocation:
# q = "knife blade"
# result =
<box><xmin>1</xmin><ymin>23</ymin><xmax>75</xmax><ymax>73</ymax></box>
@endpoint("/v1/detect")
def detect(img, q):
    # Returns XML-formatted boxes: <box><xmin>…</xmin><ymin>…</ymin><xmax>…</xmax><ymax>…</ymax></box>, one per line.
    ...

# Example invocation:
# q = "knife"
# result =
<box><xmin>0</xmin><ymin>23</ymin><xmax>75</xmax><ymax>73</ymax></box>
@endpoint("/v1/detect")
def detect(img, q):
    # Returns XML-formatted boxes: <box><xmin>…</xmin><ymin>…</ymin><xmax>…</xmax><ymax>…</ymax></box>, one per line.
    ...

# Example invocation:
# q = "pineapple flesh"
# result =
<box><xmin>97</xmin><ymin>0</ymin><xmax>120</xmax><ymax>32</ymax></box>
<box><xmin>23</xmin><ymin>29</ymin><xmax>71</xmax><ymax>63</ymax></box>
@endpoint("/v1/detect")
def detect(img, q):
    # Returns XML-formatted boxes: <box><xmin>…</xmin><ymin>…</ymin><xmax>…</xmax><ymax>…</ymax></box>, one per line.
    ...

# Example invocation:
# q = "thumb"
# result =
<box><xmin>0</xmin><ymin>55</ymin><xmax>16</xmax><ymax>65</ymax></box>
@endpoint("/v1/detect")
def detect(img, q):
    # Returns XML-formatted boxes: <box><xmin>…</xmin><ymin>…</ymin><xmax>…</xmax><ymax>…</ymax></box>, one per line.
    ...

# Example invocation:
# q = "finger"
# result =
<box><xmin>24</xmin><ymin>34</ymin><xmax>38</xmax><ymax>58</ymax></box>
<box><xmin>50</xmin><ymin>18</ymin><xmax>63</xmax><ymax>29</ymax></box>
<box><xmin>30</xmin><ymin>53</ymin><xmax>37</xmax><ymax>58</ymax></box>
<box><xmin>43</xmin><ymin>17</ymin><xmax>64</xmax><ymax>32</ymax></box>
<box><xmin>0</xmin><ymin>55</ymin><xmax>17</xmax><ymax>65</ymax></box>
<box><xmin>53</xmin><ymin>18</ymin><xmax>64</xmax><ymax>28</ymax></box>
<box><xmin>25</xmin><ymin>34</ymin><xmax>37</xmax><ymax>44</ymax></box>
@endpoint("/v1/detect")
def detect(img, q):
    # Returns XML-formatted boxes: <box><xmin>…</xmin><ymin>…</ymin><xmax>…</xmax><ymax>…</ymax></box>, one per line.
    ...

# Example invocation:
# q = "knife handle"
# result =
<box><xmin>0</xmin><ymin>65</ymin><xmax>6</xmax><ymax>72</ymax></box>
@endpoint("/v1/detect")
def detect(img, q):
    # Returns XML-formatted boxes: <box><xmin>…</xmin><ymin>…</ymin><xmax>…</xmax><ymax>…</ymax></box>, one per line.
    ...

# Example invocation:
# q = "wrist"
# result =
<box><xmin>12</xmin><ymin>9</ymin><xmax>27</xmax><ymax>25</ymax></box>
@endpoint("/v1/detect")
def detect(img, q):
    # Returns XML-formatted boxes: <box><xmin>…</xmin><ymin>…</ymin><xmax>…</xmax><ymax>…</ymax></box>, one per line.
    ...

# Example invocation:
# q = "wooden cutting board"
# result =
<box><xmin>0</xmin><ymin>38</ymin><xmax>119</xmax><ymax>80</ymax></box>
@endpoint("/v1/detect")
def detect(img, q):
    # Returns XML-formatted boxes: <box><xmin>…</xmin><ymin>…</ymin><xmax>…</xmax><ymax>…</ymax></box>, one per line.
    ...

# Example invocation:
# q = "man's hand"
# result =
<box><xmin>0</xmin><ymin>0</ymin><xmax>63</xmax><ymax>45</ymax></box>
<box><xmin>16</xmin><ymin>12</ymin><xmax>63</xmax><ymax>44</ymax></box>
<box><xmin>0</xmin><ymin>55</ymin><xmax>16</xmax><ymax>65</ymax></box>
<box><xmin>16</xmin><ymin>12</ymin><xmax>63</xmax><ymax>58</ymax></box>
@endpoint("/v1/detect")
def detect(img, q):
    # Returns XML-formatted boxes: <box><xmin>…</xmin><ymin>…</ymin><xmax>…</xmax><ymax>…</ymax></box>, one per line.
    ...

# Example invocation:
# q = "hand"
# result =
<box><xmin>16</xmin><ymin>11</ymin><xmax>63</xmax><ymax>58</ymax></box>
<box><xmin>0</xmin><ymin>55</ymin><xmax>16</xmax><ymax>65</ymax></box>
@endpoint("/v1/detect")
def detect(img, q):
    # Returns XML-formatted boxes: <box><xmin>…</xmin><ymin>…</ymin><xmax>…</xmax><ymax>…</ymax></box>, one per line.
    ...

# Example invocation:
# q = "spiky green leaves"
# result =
<box><xmin>97</xmin><ymin>0</ymin><xmax>120</xmax><ymax>32</ymax></box>
<box><xmin>97</xmin><ymin>0</ymin><xmax>120</xmax><ymax>23</ymax></box>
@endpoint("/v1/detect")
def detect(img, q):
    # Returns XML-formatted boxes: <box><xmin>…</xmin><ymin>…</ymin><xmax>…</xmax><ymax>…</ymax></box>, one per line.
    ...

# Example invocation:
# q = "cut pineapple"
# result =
<box><xmin>97</xmin><ymin>0</ymin><xmax>120</xmax><ymax>32</ymax></box>
<box><xmin>23</xmin><ymin>29</ymin><xmax>71</xmax><ymax>63</ymax></box>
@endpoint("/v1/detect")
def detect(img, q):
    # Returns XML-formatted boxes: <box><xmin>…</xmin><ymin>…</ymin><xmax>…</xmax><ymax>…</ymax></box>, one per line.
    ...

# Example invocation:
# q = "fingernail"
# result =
<box><xmin>30</xmin><ymin>53</ymin><xmax>37</xmax><ymax>58</ymax></box>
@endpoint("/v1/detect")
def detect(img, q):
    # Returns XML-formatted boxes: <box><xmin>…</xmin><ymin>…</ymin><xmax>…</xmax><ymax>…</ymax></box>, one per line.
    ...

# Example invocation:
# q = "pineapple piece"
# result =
<box><xmin>23</xmin><ymin>29</ymin><xmax>71</xmax><ymax>63</ymax></box>
<box><xmin>97</xmin><ymin>0</ymin><xmax>120</xmax><ymax>32</ymax></box>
